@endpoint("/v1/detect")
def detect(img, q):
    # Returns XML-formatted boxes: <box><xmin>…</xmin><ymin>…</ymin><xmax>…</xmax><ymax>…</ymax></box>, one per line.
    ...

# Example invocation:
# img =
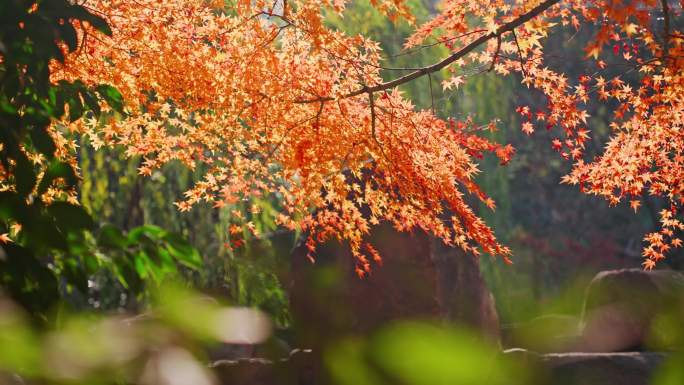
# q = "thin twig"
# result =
<box><xmin>385</xmin><ymin>29</ymin><xmax>487</xmax><ymax>59</ymax></box>
<box><xmin>368</xmin><ymin>91</ymin><xmax>378</xmax><ymax>143</ymax></box>
<box><xmin>428</xmin><ymin>73</ymin><xmax>435</xmax><ymax>114</ymax></box>
<box><xmin>511</xmin><ymin>29</ymin><xmax>528</xmax><ymax>77</ymax></box>
<box><xmin>489</xmin><ymin>34</ymin><xmax>502</xmax><ymax>72</ymax></box>
<box><xmin>367</xmin><ymin>91</ymin><xmax>389</xmax><ymax>161</ymax></box>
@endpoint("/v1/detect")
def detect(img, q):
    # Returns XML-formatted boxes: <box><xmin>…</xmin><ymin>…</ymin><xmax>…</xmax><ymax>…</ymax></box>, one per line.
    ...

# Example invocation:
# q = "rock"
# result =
<box><xmin>579</xmin><ymin>269</ymin><xmax>684</xmax><ymax>352</ymax></box>
<box><xmin>288</xmin><ymin>223</ymin><xmax>499</xmax><ymax>349</ymax></box>
<box><xmin>211</xmin><ymin>349</ymin><xmax>315</xmax><ymax>385</ymax></box>
<box><xmin>541</xmin><ymin>352</ymin><xmax>667</xmax><ymax>385</ymax></box>
<box><xmin>503</xmin><ymin>349</ymin><xmax>667</xmax><ymax>385</ymax></box>
<box><xmin>289</xmin><ymin>223</ymin><xmax>439</xmax><ymax>347</ymax></box>
<box><xmin>207</xmin><ymin>337</ymin><xmax>292</xmax><ymax>362</ymax></box>
<box><xmin>432</xmin><ymin>239</ymin><xmax>501</xmax><ymax>342</ymax></box>
<box><xmin>211</xmin><ymin>358</ymin><xmax>277</xmax><ymax>385</ymax></box>
<box><xmin>211</xmin><ymin>347</ymin><xmax>669</xmax><ymax>385</ymax></box>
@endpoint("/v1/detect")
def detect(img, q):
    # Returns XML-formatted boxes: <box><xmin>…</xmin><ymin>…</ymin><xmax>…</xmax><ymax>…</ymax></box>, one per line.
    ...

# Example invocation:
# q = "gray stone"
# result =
<box><xmin>579</xmin><ymin>269</ymin><xmax>684</xmax><ymax>352</ymax></box>
<box><xmin>211</xmin><ymin>349</ymin><xmax>314</xmax><ymax>385</ymax></box>
<box><xmin>541</xmin><ymin>352</ymin><xmax>667</xmax><ymax>385</ymax></box>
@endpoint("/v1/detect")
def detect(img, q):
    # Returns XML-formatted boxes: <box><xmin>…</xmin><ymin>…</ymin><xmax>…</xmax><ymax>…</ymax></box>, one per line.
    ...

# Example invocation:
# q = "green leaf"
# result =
<box><xmin>80</xmin><ymin>89</ymin><xmax>101</xmax><ymax>117</ymax></box>
<box><xmin>29</xmin><ymin>127</ymin><xmax>57</xmax><ymax>158</ymax></box>
<box><xmin>14</xmin><ymin>153</ymin><xmax>36</xmax><ymax>198</ymax></box>
<box><xmin>111</xmin><ymin>263</ymin><xmax>130</xmax><ymax>289</ymax></box>
<box><xmin>368</xmin><ymin>322</ymin><xmax>525</xmax><ymax>385</ymax></box>
<box><xmin>37</xmin><ymin>161</ymin><xmax>78</xmax><ymax>195</ymax></box>
<box><xmin>67</xmin><ymin>95</ymin><xmax>83</xmax><ymax>122</ymax></box>
<box><xmin>82</xmin><ymin>253</ymin><xmax>101</xmax><ymax>274</ymax></box>
<box><xmin>164</xmin><ymin>233</ymin><xmax>202</xmax><ymax>270</ymax></box>
<box><xmin>128</xmin><ymin>225</ymin><xmax>165</xmax><ymax>242</ymax></box>
<box><xmin>68</xmin><ymin>5</ymin><xmax>112</xmax><ymax>36</ymax></box>
<box><xmin>0</xmin><ymin>244</ymin><xmax>60</xmax><ymax>316</ymax></box>
<box><xmin>61</xmin><ymin>257</ymin><xmax>89</xmax><ymax>294</ymax></box>
<box><xmin>326</xmin><ymin>338</ymin><xmax>384</xmax><ymax>385</ymax></box>
<box><xmin>57</xmin><ymin>23</ymin><xmax>78</xmax><ymax>52</ymax></box>
<box><xmin>97</xmin><ymin>224</ymin><xmax>129</xmax><ymax>249</ymax></box>
<box><xmin>134</xmin><ymin>252</ymin><xmax>150</xmax><ymax>279</ymax></box>
<box><xmin>46</xmin><ymin>202</ymin><xmax>94</xmax><ymax>233</ymax></box>
<box><xmin>0</xmin><ymin>192</ymin><xmax>26</xmax><ymax>222</ymax></box>
<box><xmin>96</xmin><ymin>85</ymin><xmax>124</xmax><ymax>113</ymax></box>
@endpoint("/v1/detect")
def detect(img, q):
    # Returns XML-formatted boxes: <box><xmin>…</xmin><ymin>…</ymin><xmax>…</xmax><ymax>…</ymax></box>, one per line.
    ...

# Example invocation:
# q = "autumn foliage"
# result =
<box><xmin>11</xmin><ymin>0</ymin><xmax>684</xmax><ymax>272</ymax></box>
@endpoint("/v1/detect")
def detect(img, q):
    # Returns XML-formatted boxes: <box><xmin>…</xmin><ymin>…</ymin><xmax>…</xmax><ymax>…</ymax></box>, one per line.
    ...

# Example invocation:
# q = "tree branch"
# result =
<box><xmin>367</xmin><ymin>91</ymin><xmax>389</xmax><ymax>161</ymax></box>
<box><xmin>512</xmin><ymin>29</ymin><xmax>528</xmax><ymax>77</ymax></box>
<box><xmin>296</xmin><ymin>0</ymin><xmax>561</xmax><ymax>104</ymax></box>
<box><xmin>428</xmin><ymin>72</ymin><xmax>435</xmax><ymax>113</ymax></box>
<box><xmin>661</xmin><ymin>0</ymin><xmax>671</xmax><ymax>60</ymax></box>
<box><xmin>488</xmin><ymin>34</ymin><xmax>502</xmax><ymax>72</ymax></box>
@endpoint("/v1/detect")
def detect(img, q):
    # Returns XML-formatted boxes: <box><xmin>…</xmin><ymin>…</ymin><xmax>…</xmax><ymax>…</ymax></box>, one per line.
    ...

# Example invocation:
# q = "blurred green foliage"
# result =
<box><xmin>648</xmin><ymin>294</ymin><xmax>684</xmax><ymax>385</ymax></box>
<box><xmin>0</xmin><ymin>284</ymin><xmax>272</xmax><ymax>385</ymax></box>
<box><xmin>327</xmin><ymin>321</ymin><xmax>531</xmax><ymax>385</ymax></box>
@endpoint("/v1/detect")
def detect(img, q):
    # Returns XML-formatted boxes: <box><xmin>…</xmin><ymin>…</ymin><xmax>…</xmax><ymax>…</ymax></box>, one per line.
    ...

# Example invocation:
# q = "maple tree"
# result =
<box><xmin>7</xmin><ymin>0</ymin><xmax>684</xmax><ymax>274</ymax></box>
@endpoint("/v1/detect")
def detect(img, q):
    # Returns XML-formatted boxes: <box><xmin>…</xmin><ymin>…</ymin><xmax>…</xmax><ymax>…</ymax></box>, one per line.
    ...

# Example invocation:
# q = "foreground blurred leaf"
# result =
<box><xmin>369</xmin><ymin>322</ymin><xmax>521</xmax><ymax>385</ymax></box>
<box><xmin>327</xmin><ymin>321</ymin><xmax>529</xmax><ymax>385</ymax></box>
<box><xmin>326</xmin><ymin>338</ymin><xmax>385</xmax><ymax>385</ymax></box>
<box><xmin>653</xmin><ymin>355</ymin><xmax>684</xmax><ymax>385</ymax></box>
<box><xmin>0</xmin><ymin>298</ymin><xmax>41</xmax><ymax>376</ymax></box>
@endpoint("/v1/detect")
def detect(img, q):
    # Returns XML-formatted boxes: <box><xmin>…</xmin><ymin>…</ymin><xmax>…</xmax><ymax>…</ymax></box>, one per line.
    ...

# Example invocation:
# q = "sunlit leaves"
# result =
<box><xmin>410</xmin><ymin>0</ymin><xmax>684</xmax><ymax>267</ymax></box>
<box><xmin>50</xmin><ymin>0</ymin><xmax>513</xmax><ymax>271</ymax></box>
<box><xmin>41</xmin><ymin>0</ymin><xmax>684</xmax><ymax>270</ymax></box>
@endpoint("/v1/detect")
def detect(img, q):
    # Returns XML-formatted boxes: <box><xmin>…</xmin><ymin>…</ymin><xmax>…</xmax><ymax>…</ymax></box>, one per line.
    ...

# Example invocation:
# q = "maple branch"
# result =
<box><xmin>264</xmin><ymin>112</ymin><xmax>319</xmax><ymax>160</ymax></box>
<box><xmin>386</xmin><ymin>29</ymin><xmax>487</xmax><ymax>59</ymax></box>
<box><xmin>295</xmin><ymin>0</ymin><xmax>561</xmax><ymax>104</ymax></box>
<box><xmin>368</xmin><ymin>91</ymin><xmax>378</xmax><ymax>145</ymax></box>
<box><xmin>367</xmin><ymin>91</ymin><xmax>390</xmax><ymax>162</ymax></box>
<box><xmin>314</xmin><ymin>100</ymin><xmax>325</xmax><ymax>129</ymax></box>
<box><xmin>76</xmin><ymin>25</ymin><xmax>89</xmax><ymax>58</ymax></box>
<box><xmin>489</xmin><ymin>34</ymin><xmax>503</xmax><ymax>72</ymax></box>
<box><xmin>428</xmin><ymin>72</ymin><xmax>435</xmax><ymax>114</ymax></box>
<box><xmin>511</xmin><ymin>29</ymin><xmax>528</xmax><ymax>78</ymax></box>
